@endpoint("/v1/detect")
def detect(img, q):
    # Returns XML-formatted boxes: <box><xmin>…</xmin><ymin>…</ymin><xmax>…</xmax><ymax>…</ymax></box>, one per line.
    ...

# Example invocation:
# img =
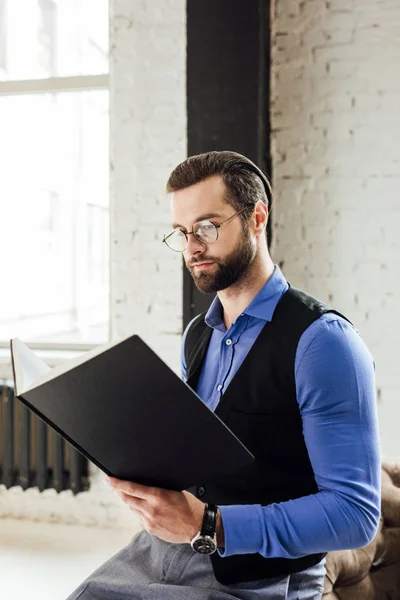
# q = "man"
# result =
<box><xmin>67</xmin><ymin>151</ymin><xmax>381</xmax><ymax>600</ymax></box>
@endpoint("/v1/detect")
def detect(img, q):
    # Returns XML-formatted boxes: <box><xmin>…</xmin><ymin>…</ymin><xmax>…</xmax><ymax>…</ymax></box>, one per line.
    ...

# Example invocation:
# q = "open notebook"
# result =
<box><xmin>10</xmin><ymin>335</ymin><xmax>254</xmax><ymax>491</ymax></box>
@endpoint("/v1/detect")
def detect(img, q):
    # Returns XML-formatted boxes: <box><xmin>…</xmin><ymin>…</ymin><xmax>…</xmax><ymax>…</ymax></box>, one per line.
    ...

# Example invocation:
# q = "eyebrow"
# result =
<box><xmin>172</xmin><ymin>213</ymin><xmax>223</xmax><ymax>230</ymax></box>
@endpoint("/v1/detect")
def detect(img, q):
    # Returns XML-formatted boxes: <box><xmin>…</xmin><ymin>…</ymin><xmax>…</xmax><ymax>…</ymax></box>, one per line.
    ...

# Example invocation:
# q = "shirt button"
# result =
<box><xmin>226</xmin><ymin>339</ymin><xmax>232</xmax><ymax>345</ymax></box>
<box><xmin>217</xmin><ymin>384</ymin><xmax>222</xmax><ymax>392</ymax></box>
<box><xmin>198</xmin><ymin>486</ymin><xmax>205</xmax><ymax>497</ymax></box>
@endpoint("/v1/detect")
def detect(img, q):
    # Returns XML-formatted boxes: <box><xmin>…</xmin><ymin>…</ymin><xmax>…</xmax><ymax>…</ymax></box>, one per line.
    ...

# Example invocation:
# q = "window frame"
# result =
<box><xmin>0</xmin><ymin>72</ymin><xmax>110</xmax><ymax>352</ymax></box>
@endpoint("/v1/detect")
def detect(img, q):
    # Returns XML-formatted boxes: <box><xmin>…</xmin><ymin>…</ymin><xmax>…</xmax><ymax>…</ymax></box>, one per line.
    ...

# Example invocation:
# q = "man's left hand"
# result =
<box><xmin>106</xmin><ymin>477</ymin><xmax>219</xmax><ymax>545</ymax></box>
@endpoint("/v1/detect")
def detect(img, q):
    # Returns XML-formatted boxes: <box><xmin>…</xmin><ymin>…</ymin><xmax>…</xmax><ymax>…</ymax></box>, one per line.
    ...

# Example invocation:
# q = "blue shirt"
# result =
<box><xmin>182</xmin><ymin>265</ymin><xmax>381</xmax><ymax>559</ymax></box>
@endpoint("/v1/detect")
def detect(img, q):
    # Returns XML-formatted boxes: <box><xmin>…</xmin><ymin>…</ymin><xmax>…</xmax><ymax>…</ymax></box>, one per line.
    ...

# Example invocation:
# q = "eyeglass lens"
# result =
<box><xmin>166</xmin><ymin>220</ymin><xmax>218</xmax><ymax>251</ymax></box>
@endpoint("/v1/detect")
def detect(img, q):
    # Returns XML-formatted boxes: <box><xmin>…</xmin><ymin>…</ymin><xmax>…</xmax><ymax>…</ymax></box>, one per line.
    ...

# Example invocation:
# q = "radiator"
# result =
<box><xmin>0</xmin><ymin>380</ymin><xmax>89</xmax><ymax>494</ymax></box>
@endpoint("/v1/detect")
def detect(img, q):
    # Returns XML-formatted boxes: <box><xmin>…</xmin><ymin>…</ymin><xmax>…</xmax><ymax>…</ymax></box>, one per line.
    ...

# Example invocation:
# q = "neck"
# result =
<box><xmin>217</xmin><ymin>250</ymin><xmax>275</xmax><ymax>329</ymax></box>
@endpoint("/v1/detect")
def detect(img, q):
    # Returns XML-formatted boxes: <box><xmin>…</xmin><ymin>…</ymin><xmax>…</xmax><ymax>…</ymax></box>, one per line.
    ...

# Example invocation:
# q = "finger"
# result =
<box><xmin>108</xmin><ymin>478</ymin><xmax>164</xmax><ymax>501</ymax></box>
<box><xmin>119</xmin><ymin>492</ymin><xmax>147</xmax><ymax>512</ymax></box>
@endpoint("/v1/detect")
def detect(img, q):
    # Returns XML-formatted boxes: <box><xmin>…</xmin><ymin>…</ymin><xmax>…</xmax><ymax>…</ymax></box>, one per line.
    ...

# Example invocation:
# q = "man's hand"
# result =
<box><xmin>106</xmin><ymin>477</ymin><xmax>224</xmax><ymax>547</ymax></box>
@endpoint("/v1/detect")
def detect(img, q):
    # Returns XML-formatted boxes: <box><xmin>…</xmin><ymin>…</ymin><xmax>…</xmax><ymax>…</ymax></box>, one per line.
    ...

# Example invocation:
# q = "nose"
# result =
<box><xmin>184</xmin><ymin>232</ymin><xmax>206</xmax><ymax>260</ymax></box>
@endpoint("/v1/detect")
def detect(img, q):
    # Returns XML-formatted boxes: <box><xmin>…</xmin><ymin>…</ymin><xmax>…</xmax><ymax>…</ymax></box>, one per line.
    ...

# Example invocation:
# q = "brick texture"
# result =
<box><xmin>270</xmin><ymin>0</ymin><xmax>400</xmax><ymax>456</ymax></box>
<box><xmin>110</xmin><ymin>0</ymin><xmax>186</xmax><ymax>374</ymax></box>
<box><xmin>3</xmin><ymin>0</ymin><xmax>398</xmax><ymax>525</ymax></box>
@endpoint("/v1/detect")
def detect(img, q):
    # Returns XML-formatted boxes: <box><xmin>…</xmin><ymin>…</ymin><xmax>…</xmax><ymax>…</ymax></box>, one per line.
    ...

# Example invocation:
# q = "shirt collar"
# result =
<box><xmin>205</xmin><ymin>264</ymin><xmax>288</xmax><ymax>330</ymax></box>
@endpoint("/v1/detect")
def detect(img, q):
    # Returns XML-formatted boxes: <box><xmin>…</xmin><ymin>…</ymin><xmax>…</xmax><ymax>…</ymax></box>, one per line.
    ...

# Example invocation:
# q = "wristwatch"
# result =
<box><xmin>190</xmin><ymin>503</ymin><xmax>218</xmax><ymax>555</ymax></box>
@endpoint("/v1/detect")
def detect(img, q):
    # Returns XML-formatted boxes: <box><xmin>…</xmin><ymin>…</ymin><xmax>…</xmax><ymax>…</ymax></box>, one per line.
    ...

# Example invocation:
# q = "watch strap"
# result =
<box><xmin>200</xmin><ymin>503</ymin><xmax>217</xmax><ymax>537</ymax></box>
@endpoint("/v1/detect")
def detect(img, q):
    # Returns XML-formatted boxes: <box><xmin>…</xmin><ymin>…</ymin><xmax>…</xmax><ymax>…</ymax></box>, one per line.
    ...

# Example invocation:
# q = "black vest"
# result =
<box><xmin>185</xmin><ymin>285</ymin><xmax>351</xmax><ymax>585</ymax></box>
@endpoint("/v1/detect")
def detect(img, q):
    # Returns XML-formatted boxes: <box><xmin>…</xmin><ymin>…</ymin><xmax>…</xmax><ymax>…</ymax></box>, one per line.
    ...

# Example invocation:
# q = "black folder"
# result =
<box><xmin>10</xmin><ymin>335</ymin><xmax>254</xmax><ymax>491</ymax></box>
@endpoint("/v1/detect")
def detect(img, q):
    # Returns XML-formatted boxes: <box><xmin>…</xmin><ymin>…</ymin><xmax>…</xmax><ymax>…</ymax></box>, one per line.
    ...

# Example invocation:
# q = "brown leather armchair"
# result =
<box><xmin>323</xmin><ymin>460</ymin><xmax>400</xmax><ymax>599</ymax></box>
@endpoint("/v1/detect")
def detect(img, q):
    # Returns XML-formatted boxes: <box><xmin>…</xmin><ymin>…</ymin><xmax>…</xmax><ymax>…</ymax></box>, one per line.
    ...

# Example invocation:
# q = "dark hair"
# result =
<box><xmin>166</xmin><ymin>151</ymin><xmax>273</xmax><ymax>229</ymax></box>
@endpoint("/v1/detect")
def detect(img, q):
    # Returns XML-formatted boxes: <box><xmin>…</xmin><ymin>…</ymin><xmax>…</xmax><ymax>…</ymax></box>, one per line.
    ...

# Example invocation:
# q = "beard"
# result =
<box><xmin>186</xmin><ymin>227</ymin><xmax>256</xmax><ymax>294</ymax></box>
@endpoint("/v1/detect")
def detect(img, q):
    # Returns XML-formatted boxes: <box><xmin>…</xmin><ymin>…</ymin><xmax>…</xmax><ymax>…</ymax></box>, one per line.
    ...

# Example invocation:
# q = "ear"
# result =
<box><xmin>251</xmin><ymin>201</ymin><xmax>269</xmax><ymax>238</ymax></box>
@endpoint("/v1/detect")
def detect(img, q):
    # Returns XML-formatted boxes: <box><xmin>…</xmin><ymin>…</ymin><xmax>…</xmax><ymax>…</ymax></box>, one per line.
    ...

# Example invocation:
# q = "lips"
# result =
<box><xmin>191</xmin><ymin>262</ymin><xmax>215</xmax><ymax>269</ymax></box>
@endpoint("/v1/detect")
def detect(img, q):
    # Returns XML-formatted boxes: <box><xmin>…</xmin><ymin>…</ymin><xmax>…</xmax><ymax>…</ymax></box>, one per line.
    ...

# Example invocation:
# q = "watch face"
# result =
<box><xmin>192</xmin><ymin>535</ymin><xmax>217</xmax><ymax>555</ymax></box>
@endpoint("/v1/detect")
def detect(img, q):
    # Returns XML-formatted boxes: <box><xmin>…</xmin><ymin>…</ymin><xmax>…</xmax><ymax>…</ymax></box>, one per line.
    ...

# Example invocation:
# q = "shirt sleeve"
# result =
<box><xmin>218</xmin><ymin>315</ymin><xmax>381</xmax><ymax>558</ymax></box>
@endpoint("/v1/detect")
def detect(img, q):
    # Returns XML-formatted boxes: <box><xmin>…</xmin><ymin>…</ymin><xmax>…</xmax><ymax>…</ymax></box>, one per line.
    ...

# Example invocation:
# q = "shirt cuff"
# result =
<box><xmin>217</xmin><ymin>504</ymin><xmax>264</xmax><ymax>557</ymax></box>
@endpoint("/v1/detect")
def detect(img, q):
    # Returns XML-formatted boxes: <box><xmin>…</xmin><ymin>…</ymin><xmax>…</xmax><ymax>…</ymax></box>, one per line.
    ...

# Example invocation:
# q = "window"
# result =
<box><xmin>0</xmin><ymin>0</ymin><xmax>108</xmax><ymax>81</ymax></box>
<box><xmin>0</xmin><ymin>0</ymin><xmax>7</xmax><ymax>72</ymax></box>
<box><xmin>0</xmin><ymin>0</ymin><xmax>109</xmax><ymax>344</ymax></box>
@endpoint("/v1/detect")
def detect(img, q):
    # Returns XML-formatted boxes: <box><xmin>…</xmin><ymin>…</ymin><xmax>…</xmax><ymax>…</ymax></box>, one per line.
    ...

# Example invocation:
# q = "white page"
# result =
<box><xmin>11</xmin><ymin>338</ymin><xmax>52</xmax><ymax>396</ymax></box>
<box><xmin>10</xmin><ymin>335</ymin><xmax>132</xmax><ymax>395</ymax></box>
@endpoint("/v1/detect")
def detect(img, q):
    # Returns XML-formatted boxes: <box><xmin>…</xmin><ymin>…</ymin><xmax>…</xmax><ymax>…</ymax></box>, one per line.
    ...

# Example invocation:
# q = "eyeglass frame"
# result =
<box><xmin>162</xmin><ymin>204</ymin><xmax>254</xmax><ymax>252</ymax></box>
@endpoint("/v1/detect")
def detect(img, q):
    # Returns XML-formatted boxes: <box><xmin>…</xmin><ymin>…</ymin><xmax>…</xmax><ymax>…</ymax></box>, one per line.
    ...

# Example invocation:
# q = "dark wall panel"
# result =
<box><xmin>184</xmin><ymin>0</ymin><xmax>271</xmax><ymax>329</ymax></box>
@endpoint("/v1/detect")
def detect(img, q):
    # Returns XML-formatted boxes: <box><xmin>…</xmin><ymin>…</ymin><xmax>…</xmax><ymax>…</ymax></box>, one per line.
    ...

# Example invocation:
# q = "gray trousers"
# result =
<box><xmin>66</xmin><ymin>530</ymin><xmax>326</xmax><ymax>600</ymax></box>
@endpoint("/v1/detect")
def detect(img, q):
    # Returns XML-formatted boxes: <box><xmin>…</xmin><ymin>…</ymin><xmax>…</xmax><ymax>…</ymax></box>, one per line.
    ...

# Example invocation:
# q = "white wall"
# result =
<box><xmin>110</xmin><ymin>0</ymin><xmax>186</xmax><ymax>372</ymax></box>
<box><xmin>270</xmin><ymin>0</ymin><xmax>400</xmax><ymax>456</ymax></box>
<box><xmin>2</xmin><ymin>0</ymin><xmax>399</xmax><ymax>525</ymax></box>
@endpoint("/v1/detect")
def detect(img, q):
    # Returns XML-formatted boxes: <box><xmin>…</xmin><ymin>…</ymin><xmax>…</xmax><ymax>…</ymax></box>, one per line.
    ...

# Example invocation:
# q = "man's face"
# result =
<box><xmin>170</xmin><ymin>176</ymin><xmax>256</xmax><ymax>293</ymax></box>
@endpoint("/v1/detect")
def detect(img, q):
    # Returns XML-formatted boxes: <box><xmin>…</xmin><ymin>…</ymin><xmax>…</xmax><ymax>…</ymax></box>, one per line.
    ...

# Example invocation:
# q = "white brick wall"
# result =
<box><xmin>3</xmin><ymin>0</ymin><xmax>399</xmax><ymax>525</ymax></box>
<box><xmin>110</xmin><ymin>0</ymin><xmax>186</xmax><ymax>373</ymax></box>
<box><xmin>0</xmin><ymin>0</ymin><xmax>187</xmax><ymax>526</ymax></box>
<box><xmin>270</xmin><ymin>0</ymin><xmax>400</xmax><ymax>456</ymax></box>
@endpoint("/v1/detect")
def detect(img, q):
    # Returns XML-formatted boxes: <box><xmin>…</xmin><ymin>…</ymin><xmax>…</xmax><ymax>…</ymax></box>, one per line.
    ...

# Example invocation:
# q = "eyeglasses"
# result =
<box><xmin>163</xmin><ymin>205</ymin><xmax>253</xmax><ymax>252</ymax></box>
